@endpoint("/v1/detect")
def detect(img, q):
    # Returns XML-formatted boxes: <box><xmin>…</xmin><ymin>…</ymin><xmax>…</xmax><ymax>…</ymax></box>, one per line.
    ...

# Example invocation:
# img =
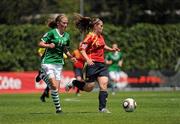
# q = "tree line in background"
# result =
<box><xmin>0</xmin><ymin>0</ymin><xmax>180</xmax><ymax>71</ymax></box>
<box><xmin>86</xmin><ymin>0</ymin><xmax>180</xmax><ymax>25</ymax></box>
<box><xmin>0</xmin><ymin>0</ymin><xmax>179</xmax><ymax>25</ymax></box>
<box><xmin>0</xmin><ymin>24</ymin><xmax>179</xmax><ymax>71</ymax></box>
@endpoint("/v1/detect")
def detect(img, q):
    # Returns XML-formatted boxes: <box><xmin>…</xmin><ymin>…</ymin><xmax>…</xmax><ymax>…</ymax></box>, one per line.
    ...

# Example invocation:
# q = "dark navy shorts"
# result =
<box><xmin>74</xmin><ymin>68</ymin><xmax>83</xmax><ymax>78</ymax></box>
<box><xmin>85</xmin><ymin>62</ymin><xmax>109</xmax><ymax>83</ymax></box>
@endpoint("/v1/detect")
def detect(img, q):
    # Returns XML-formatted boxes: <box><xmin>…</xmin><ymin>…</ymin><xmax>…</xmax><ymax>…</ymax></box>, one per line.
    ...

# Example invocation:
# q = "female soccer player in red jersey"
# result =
<box><xmin>66</xmin><ymin>14</ymin><xmax>120</xmax><ymax>113</ymax></box>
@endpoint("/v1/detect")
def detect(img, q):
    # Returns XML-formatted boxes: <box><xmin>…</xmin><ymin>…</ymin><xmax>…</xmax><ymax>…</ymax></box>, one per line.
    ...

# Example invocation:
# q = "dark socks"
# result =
<box><xmin>72</xmin><ymin>80</ymin><xmax>85</xmax><ymax>90</ymax></box>
<box><xmin>44</xmin><ymin>86</ymin><xmax>50</xmax><ymax>97</ymax></box>
<box><xmin>99</xmin><ymin>91</ymin><xmax>108</xmax><ymax>111</ymax></box>
<box><xmin>41</xmin><ymin>86</ymin><xmax>49</xmax><ymax>97</ymax></box>
<box><xmin>76</xmin><ymin>88</ymin><xmax>80</xmax><ymax>94</ymax></box>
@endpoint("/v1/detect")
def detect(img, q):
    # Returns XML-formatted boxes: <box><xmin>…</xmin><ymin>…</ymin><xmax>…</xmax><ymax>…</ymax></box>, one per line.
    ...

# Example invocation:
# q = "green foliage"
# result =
<box><xmin>0</xmin><ymin>24</ymin><xmax>47</xmax><ymax>71</ymax></box>
<box><xmin>84</xmin><ymin>0</ymin><xmax>180</xmax><ymax>25</ymax></box>
<box><xmin>0</xmin><ymin>23</ymin><xmax>180</xmax><ymax>71</ymax></box>
<box><xmin>0</xmin><ymin>0</ymin><xmax>179</xmax><ymax>25</ymax></box>
<box><xmin>0</xmin><ymin>0</ymin><xmax>80</xmax><ymax>24</ymax></box>
<box><xmin>104</xmin><ymin>23</ymin><xmax>180</xmax><ymax>70</ymax></box>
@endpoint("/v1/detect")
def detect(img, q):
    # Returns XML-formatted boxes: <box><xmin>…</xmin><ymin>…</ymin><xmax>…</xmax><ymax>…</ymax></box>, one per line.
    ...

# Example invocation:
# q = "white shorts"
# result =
<box><xmin>41</xmin><ymin>64</ymin><xmax>63</xmax><ymax>81</ymax></box>
<box><xmin>109</xmin><ymin>71</ymin><xmax>128</xmax><ymax>82</ymax></box>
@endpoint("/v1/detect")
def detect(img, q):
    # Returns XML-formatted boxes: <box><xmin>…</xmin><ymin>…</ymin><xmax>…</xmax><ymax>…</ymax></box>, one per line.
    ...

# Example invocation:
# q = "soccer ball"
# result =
<box><xmin>122</xmin><ymin>98</ymin><xmax>137</xmax><ymax>112</ymax></box>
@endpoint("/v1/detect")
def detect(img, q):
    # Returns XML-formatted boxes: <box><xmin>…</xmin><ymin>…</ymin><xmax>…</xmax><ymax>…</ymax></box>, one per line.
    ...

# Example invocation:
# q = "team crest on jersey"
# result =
<box><xmin>81</xmin><ymin>44</ymin><xmax>88</xmax><ymax>49</ymax></box>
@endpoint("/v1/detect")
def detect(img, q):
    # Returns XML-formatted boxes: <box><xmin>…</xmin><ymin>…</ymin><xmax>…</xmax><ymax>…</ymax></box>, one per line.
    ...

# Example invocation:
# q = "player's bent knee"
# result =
<box><xmin>84</xmin><ymin>83</ymin><xmax>95</xmax><ymax>92</ymax></box>
<box><xmin>51</xmin><ymin>86</ymin><xmax>57</xmax><ymax>90</ymax></box>
<box><xmin>85</xmin><ymin>88</ymin><xmax>93</xmax><ymax>92</ymax></box>
<box><xmin>50</xmin><ymin>83</ymin><xmax>57</xmax><ymax>90</ymax></box>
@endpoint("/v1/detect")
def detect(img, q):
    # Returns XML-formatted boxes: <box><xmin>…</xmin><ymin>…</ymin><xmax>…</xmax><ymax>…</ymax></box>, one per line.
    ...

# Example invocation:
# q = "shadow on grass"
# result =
<box><xmin>30</xmin><ymin>112</ymin><xmax>52</xmax><ymax>115</ymax></box>
<box><xmin>65</xmin><ymin>111</ymin><xmax>98</xmax><ymax>114</ymax></box>
<box><xmin>30</xmin><ymin>111</ymin><xmax>98</xmax><ymax>115</ymax></box>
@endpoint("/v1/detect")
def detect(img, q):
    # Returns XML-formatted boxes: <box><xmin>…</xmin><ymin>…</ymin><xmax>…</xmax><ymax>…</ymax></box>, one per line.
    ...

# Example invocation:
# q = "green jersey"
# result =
<box><xmin>41</xmin><ymin>28</ymin><xmax>70</xmax><ymax>64</ymax></box>
<box><xmin>105</xmin><ymin>51</ymin><xmax>123</xmax><ymax>71</ymax></box>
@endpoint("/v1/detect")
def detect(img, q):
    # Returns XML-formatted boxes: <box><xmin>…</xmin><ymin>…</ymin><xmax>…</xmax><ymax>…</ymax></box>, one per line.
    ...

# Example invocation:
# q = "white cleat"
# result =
<box><xmin>65</xmin><ymin>78</ymin><xmax>76</xmax><ymax>92</ymax></box>
<box><xmin>112</xmin><ymin>92</ymin><xmax>116</xmax><ymax>95</ymax></box>
<box><xmin>99</xmin><ymin>108</ymin><xmax>111</xmax><ymax>113</ymax></box>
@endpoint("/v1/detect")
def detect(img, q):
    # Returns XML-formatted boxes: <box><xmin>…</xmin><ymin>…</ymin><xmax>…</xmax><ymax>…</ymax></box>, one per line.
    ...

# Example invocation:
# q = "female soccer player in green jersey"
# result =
<box><xmin>35</xmin><ymin>47</ymin><xmax>68</xmax><ymax>102</ymax></box>
<box><xmin>38</xmin><ymin>14</ymin><xmax>76</xmax><ymax>114</ymax></box>
<box><xmin>105</xmin><ymin>43</ymin><xmax>127</xmax><ymax>95</ymax></box>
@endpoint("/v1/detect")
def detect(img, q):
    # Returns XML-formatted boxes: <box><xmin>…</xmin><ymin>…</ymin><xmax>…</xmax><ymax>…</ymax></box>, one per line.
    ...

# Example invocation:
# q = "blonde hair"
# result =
<box><xmin>48</xmin><ymin>14</ymin><xmax>67</xmax><ymax>28</ymax></box>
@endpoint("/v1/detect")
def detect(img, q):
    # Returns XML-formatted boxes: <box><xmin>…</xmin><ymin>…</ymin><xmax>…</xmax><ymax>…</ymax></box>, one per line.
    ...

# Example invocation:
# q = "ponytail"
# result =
<box><xmin>48</xmin><ymin>20</ymin><xmax>57</xmax><ymax>29</ymax></box>
<box><xmin>74</xmin><ymin>13</ymin><xmax>102</xmax><ymax>33</ymax></box>
<box><xmin>47</xmin><ymin>13</ymin><xmax>67</xmax><ymax>29</ymax></box>
<box><xmin>74</xmin><ymin>13</ymin><xmax>92</xmax><ymax>33</ymax></box>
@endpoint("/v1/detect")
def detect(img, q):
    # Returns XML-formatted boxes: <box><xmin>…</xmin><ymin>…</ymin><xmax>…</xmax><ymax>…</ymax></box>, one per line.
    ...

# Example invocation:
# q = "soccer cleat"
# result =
<box><xmin>45</xmin><ymin>92</ymin><xmax>49</xmax><ymax>98</ymax></box>
<box><xmin>112</xmin><ymin>92</ymin><xmax>116</xmax><ymax>95</ymax></box>
<box><xmin>44</xmin><ymin>88</ymin><xmax>50</xmax><ymax>98</ymax></box>
<box><xmin>35</xmin><ymin>75</ymin><xmax>41</xmax><ymax>84</ymax></box>
<box><xmin>65</xmin><ymin>78</ymin><xmax>76</xmax><ymax>92</ymax></box>
<box><xmin>56</xmin><ymin>109</ymin><xmax>63</xmax><ymax>114</ymax></box>
<box><xmin>40</xmin><ymin>95</ymin><xmax>46</xmax><ymax>102</ymax></box>
<box><xmin>76</xmin><ymin>93</ymin><xmax>81</xmax><ymax>96</ymax></box>
<box><xmin>99</xmin><ymin>108</ymin><xmax>111</xmax><ymax>113</ymax></box>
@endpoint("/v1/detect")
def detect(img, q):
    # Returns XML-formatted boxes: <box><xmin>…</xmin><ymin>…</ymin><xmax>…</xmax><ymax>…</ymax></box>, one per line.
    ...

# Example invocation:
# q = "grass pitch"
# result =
<box><xmin>0</xmin><ymin>91</ymin><xmax>180</xmax><ymax>124</ymax></box>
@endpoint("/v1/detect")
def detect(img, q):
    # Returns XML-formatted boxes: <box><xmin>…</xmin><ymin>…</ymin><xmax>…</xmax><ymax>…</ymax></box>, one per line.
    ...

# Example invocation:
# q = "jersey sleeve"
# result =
<box><xmin>105</xmin><ymin>53</ymin><xmax>111</xmax><ymax>61</ymax></box>
<box><xmin>64</xmin><ymin>33</ymin><xmax>70</xmax><ymax>50</ymax></box>
<box><xmin>79</xmin><ymin>33</ymin><xmax>93</xmax><ymax>51</ymax></box>
<box><xmin>41</xmin><ymin>31</ymin><xmax>53</xmax><ymax>43</ymax></box>
<box><xmin>119</xmin><ymin>52</ymin><xmax>124</xmax><ymax>60</ymax></box>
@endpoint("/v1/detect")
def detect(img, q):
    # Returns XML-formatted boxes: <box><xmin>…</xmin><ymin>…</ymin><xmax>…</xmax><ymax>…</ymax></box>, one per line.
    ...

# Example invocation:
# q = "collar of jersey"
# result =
<box><xmin>55</xmin><ymin>28</ymin><xmax>64</xmax><ymax>37</ymax></box>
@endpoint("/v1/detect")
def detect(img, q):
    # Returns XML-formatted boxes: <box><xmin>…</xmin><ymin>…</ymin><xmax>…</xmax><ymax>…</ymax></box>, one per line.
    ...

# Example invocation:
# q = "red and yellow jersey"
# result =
<box><xmin>72</xmin><ymin>49</ymin><xmax>85</xmax><ymax>69</ymax></box>
<box><xmin>79</xmin><ymin>32</ymin><xmax>105</xmax><ymax>62</ymax></box>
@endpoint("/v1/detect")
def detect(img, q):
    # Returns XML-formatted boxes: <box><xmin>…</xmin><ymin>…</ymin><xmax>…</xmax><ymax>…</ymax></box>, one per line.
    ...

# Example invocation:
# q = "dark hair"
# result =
<box><xmin>112</xmin><ymin>42</ymin><xmax>118</xmax><ymax>45</ymax></box>
<box><xmin>74</xmin><ymin>13</ymin><xmax>102</xmax><ymax>33</ymax></box>
<box><xmin>48</xmin><ymin>14</ymin><xmax>67</xmax><ymax>28</ymax></box>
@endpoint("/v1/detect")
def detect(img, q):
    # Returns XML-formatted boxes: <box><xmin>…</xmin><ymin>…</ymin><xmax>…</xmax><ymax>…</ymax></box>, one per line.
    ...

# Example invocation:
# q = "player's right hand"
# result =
<box><xmin>49</xmin><ymin>43</ymin><xmax>55</xmax><ymax>48</ymax></box>
<box><xmin>71</xmin><ymin>57</ymin><xmax>77</xmax><ymax>62</ymax></box>
<box><xmin>86</xmin><ymin>59</ymin><xmax>94</xmax><ymax>66</ymax></box>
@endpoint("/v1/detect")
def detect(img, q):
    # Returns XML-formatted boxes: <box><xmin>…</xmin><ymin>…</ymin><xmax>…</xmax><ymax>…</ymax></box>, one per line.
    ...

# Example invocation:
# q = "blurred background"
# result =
<box><xmin>0</xmin><ymin>0</ymin><xmax>180</xmax><ymax>93</ymax></box>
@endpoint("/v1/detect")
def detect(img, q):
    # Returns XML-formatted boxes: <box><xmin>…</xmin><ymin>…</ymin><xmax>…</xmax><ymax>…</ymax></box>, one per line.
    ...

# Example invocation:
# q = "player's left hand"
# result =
<box><xmin>71</xmin><ymin>57</ymin><xmax>77</xmax><ymax>62</ymax></box>
<box><xmin>112</xmin><ymin>47</ymin><xmax>120</xmax><ymax>52</ymax></box>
